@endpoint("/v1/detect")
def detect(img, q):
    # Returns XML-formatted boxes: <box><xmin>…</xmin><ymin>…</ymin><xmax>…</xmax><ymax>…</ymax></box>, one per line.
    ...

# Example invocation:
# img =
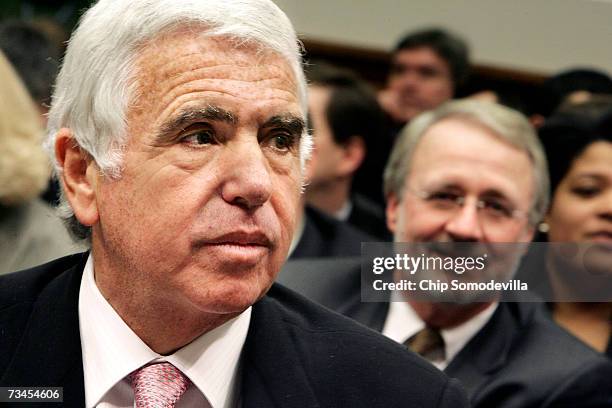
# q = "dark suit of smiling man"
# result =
<box><xmin>0</xmin><ymin>0</ymin><xmax>468</xmax><ymax>407</ymax></box>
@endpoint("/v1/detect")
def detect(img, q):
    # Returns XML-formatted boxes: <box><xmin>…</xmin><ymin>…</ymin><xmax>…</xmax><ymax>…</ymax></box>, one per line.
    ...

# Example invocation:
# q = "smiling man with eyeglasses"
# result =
<box><xmin>380</xmin><ymin>99</ymin><xmax>612</xmax><ymax>407</ymax></box>
<box><xmin>281</xmin><ymin>99</ymin><xmax>612</xmax><ymax>407</ymax></box>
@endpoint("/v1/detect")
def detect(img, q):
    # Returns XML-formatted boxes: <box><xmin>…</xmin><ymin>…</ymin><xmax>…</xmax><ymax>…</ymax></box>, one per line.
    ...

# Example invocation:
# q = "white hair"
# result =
<box><xmin>45</xmin><ymin>0</ymin><xmax>311</xmax><ymax>241</ymax></box>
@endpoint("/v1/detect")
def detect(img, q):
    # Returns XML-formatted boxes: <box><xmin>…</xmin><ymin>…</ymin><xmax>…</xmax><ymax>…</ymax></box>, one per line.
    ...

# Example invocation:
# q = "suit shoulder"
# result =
<box><xmin>0</xmin><ymin>253</ymin><xmax>87</xmax><ymax>310</ymax></box>
<box><xmin>306</xmin><ymin>206</ymin><xmax>375</xmax><ymax>244</ymax></box>
<box><xmin>255</xmin><ymin>284</ymin><xmax>468</xmax><ymax>406</ymax></box>
<box><xmin>0</xmin><ymin>253</ymin><xmax>86</xmax><ymax>377</ymax></box>
<box><xmin>521</xmin><ymin>305</ymin><xmax>610</xmax><ymax>369</ymax></box>
<box><xmin>264</xmin><ymin>284</ymin><xmax>454</xmax><ymax>383</ymax></box>
<box><xmin>529</xmin><ymin>307</ymin><xmax>612</xmax><ymax>378</ymax></box>
<box><xmin>496</xmin><ymin>304</ymin><xmax>612</xmax><ymax>403</ymax></box>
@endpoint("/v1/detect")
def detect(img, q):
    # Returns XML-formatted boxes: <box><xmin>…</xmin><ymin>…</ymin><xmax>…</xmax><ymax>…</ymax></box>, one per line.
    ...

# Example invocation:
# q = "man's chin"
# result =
<box><xmin>189</xmin><ymin>279</ymin><xmax>273</xmax><ymax>315</ymax></box>
<box><xmin>397</xmin><ymin>102</ymin><xmax>425</xmax><ymax>121</ymax></box>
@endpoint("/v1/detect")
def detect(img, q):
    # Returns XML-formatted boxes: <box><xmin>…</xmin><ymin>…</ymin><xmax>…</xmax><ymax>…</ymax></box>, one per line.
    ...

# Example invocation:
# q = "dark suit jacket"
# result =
<box><xmin>279</xmin><ymin>258</ymin><xmax>612</xmax><ymax>408</ymax></box>
<box><xmin>291</xmin><ymin>206</ymin><xmax>376</xmax><ymax>259</ymax></box>
<box><xmin>0</xmin><ymin>253</ymin><xmax>467</xmax><ymax>407</ymax></box>
<box><xmin>347</xmin><ymin>194</ymin><xmax>391</xmax><ymax>241</ymax></box>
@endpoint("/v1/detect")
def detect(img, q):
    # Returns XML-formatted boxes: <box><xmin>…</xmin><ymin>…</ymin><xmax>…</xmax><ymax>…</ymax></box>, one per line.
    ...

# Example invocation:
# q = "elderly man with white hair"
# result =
<box><xmin>0</xmin><ymin>1</ymin><xmax>468</xmax><ymax>407</ymax></box>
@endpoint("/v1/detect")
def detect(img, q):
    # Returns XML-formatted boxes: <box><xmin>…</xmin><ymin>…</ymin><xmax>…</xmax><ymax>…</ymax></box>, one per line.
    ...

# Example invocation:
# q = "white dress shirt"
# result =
<box><xmin>333</xmin><ymin>200</ymin><xmax>353</xmax><ymax>222</ymax></box>
<box><xmin>382</xmin><ymin>292</ymin><xmax>497</xmax><ymax>370</ymax></box>
<box><xmin>78</xmin><ymin>254</ymin><xmax>251</xmax><ymax>408</ymax></box>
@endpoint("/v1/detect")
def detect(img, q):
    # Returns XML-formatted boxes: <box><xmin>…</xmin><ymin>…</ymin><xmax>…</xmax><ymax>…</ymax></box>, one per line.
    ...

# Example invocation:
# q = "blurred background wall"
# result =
<box><xmin>274</xmin><ymin>0</ymin><xmax>612</xmax><ymax>74</ymax></box>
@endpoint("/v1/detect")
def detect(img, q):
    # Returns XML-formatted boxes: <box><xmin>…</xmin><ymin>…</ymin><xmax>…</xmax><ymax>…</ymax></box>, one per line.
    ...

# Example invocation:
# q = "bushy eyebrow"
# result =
<box><xmin>154</xmin><ymin>106</ymin><xmax>305</xmax><ymax>145</ymax></box>
<box><xmin>480</xmin><ymin>189</ymin><xmax>514</xmax><ymax>203</ymax></box>
<box><xmin>262</xmin><ymin>114</ymin><xmax>306</xmax><ymax>135</ymax></box>
<box><xmin>430</xmin><ymin>183</ymin><xmax>515</xmax><ymax>202</ymax></box>
<box><xmin>155</xmin><ymin>105</ymin><xmax>237</xmax><ymax>144</ymax></box>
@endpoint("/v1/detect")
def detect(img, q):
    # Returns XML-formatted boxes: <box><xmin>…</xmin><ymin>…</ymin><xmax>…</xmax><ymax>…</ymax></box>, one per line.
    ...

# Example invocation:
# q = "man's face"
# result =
<box><xmin>387</xmin><ymin>47</ymin><xmax>454</xmax><ymax>122</ymax></box>
<box><xmin>387</xmin><ymin>117</ymin><xmax>535</xmax><ymax>244</ymax></box>
<box><xmin>89</xmin><ymin>31</ymin><xmax>303</xmax><ymax>315</ymax></box>
<box><xmin>307</xmin><ymin>85</ymin><xmax>346</xmax><ymax>187</ymax></box>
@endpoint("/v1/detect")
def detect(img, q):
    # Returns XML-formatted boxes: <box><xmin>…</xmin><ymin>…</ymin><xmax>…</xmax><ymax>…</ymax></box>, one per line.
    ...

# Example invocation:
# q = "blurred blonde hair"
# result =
<box><xmin>0</xmin><ymin>51</ymin><xmax>49</xmax><ymax>205</ymax></box>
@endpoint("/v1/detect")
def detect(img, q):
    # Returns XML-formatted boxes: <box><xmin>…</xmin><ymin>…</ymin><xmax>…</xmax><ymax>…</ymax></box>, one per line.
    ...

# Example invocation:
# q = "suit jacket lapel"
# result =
<box><xmin>241</xmin><ymin>294</ymin><xmax>321</xmax><ymax>408</ymax></box>
<box><xmin>1</xmin><ymin>253</ymin><xmax>87</xmax><ymax>406</ymax></box>
<box><xmin>444</xmin><ymin>303</ymin><xmax>520</xmax><ymax>399</ymax></box>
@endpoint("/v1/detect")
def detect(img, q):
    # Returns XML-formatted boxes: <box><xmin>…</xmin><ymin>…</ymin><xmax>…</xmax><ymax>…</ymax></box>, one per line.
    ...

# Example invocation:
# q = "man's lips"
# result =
<box><xmin>197</xmin><ymin>231</ymin><xmax>273</xmax><ymax>248</ymax></box>
<box><xmin>192</xmin><ymin>231</ymin><xmax>274</xmax><ymax>264</ymax></box>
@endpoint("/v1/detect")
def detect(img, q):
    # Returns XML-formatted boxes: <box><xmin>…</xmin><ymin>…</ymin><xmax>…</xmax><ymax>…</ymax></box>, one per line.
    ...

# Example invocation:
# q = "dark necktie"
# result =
<box><xmin>404</xmin><ymin>326</ymin><xmax>445</xmax><ymax>362</ymax></box>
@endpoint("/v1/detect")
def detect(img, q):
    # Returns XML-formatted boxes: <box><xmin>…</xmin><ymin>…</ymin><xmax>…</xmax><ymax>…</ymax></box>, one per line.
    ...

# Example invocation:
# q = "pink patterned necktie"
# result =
<box><xmin>129</xmin><ymin>362</ymin><xmax>191</xmax><ymax>408</ymax></box>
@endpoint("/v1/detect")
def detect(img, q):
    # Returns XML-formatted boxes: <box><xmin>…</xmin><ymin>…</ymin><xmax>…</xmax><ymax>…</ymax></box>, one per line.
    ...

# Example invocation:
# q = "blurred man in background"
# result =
<box><xmin>378</xmin><ymin>28</ymin><xmax>469</xmax><ymax>126</ymax></box>
<box><xmin>305</xmin><ymin>62</ymin><xmax>390</xmax><ymax>239</ymax></box>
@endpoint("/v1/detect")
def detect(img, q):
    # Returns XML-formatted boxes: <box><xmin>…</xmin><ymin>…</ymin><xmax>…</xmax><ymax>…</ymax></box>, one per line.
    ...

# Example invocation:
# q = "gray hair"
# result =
<box><xmin>383</xmin><ymin>99</ymin><xmax>550</xmax><ymax>225</ymax></box>
<box><xmin>44</xmin><ymin>0</ymin><xmax>310</xmax><ymax>242</ymax></box>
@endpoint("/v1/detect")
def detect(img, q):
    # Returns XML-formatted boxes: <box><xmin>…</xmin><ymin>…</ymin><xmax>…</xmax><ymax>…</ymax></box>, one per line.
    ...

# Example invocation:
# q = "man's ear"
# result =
<box><xmin>386</xmin><ymin>192</ymin><xmax>399</xmax><ymax>235</ymax></box>
<box><xmin>337</xmin><ymin>136</ymin><xmax>365</xmax><ymax>177</ymax></box>
<box><xmin>55</xmin><ymin>128</ymin><xmax>99</xmax><ymax>227</ymax></box>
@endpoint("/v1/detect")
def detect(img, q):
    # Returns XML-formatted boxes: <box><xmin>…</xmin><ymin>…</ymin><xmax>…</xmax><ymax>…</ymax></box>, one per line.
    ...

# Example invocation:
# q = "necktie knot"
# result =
<box><xmin>129</xmin><ymin>362</ymin><xmax>191</xmax><ymax>408</ymax></box>
<box><xmin>404</xmin><ymin>326</ymin><xmax>445</xmax><ymax>362</ymax></box>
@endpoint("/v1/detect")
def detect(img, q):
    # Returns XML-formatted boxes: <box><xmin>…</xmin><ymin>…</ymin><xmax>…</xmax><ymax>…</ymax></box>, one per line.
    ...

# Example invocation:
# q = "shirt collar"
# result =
<box><xmin>382</xmin><ymin>291</ymin><xmax>497</xmax><ymax>370</ymax></box>
<box><xmin>334</xmin><ymin>200</ymin><xmax>353</xmax><ymax>221</ymax></box>
<box><xmin>78</xmin><ymin>254</ymin><xmax>251</xmax><ymax>408</ymax></box>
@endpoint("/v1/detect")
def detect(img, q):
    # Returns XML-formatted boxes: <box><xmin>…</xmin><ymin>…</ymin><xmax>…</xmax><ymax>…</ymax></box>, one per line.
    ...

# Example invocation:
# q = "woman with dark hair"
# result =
<box><xmin>538</xmin><ymin>107</ymin><xmax>612</xmax><ymax>357</ymax></box>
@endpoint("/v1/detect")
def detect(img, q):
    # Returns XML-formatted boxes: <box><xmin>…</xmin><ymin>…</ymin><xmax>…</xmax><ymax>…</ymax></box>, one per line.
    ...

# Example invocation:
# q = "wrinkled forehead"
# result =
<box><xmin>131</xmin><ymin>27</ymin><xmax>300</xmax><ymax>107</ymax></box>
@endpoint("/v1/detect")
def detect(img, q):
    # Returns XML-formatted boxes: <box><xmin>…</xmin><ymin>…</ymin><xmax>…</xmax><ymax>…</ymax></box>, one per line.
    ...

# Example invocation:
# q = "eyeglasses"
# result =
<box><xmin>406</xmin><ymin>187</ymin><xmax>528</xmax><ymax>229</ymax></box>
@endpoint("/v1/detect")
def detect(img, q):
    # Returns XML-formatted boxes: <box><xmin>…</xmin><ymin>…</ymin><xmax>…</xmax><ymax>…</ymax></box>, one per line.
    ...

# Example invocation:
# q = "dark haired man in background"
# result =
<box><xmin>379</xmin><ymin>28</ymin><xmax>469</xmax><ymax>125</ymax></box>
<box><xmin>305</xmin><ymin>62</ymin><xmax>391</xmax><ymax>239</ymax></box>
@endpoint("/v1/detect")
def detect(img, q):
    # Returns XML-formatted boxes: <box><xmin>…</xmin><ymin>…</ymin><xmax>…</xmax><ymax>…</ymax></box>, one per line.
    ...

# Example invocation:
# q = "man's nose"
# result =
<box><xmin>220</xmin><ymin>138</ymin><xmax>272</xmax><ymax>210</ymax></box>
<box><xmin>444</xmin><ymin>199</ymin><xmax>485</xmax><ymax>242</ymax></box>
<box><xmin>398</xmin><ymin>70</ymin><xmax>419</xmax><ymax>90</ymax></box>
